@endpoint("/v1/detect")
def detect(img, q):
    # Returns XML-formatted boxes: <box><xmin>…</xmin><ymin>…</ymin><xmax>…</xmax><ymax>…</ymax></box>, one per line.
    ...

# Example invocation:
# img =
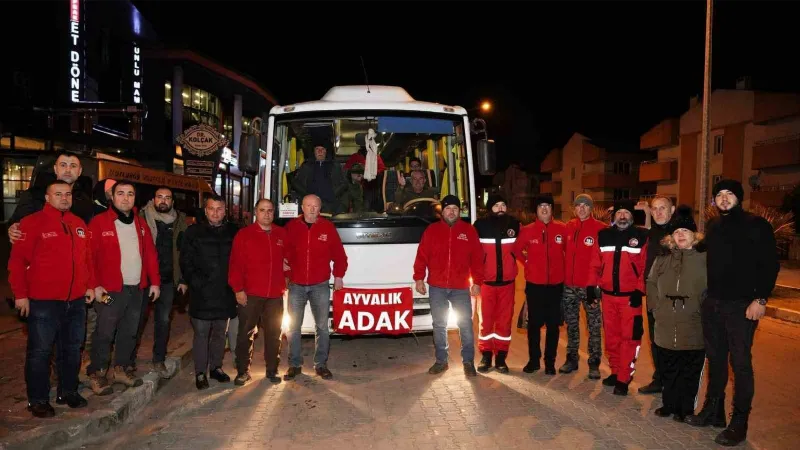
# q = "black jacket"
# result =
<box><xmin>645</xmin><ymin>222</ymin><xmax>670</xmax><ymax>278</ymax></box>
<box><xmin>9</xmin><ymin>186</ymin><xmax>94</xmax><ymax>225</ymax></box>
<box><xmin>705</xmin><ymin>206</ymin><xmax>779</xmax><ymax>302</ymax></box>
<box><xmin>180</xmin><ymin>221</ymin><xmax>240</xmax><ymax>320</ymax></box>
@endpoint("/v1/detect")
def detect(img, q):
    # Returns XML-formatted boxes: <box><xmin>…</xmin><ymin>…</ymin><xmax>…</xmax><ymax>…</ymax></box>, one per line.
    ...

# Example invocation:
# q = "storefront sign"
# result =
<box><xmin>68</xmin><ymin>0</ymin><xmax>82</xmax><ymax>102</ymax></box>
<box><xmin>132</xmin><ymin>42</ymin><xmax>142</xmax><ymax>103</ymax></box>
<box><xmin>98</xmin><ymin>160</ymin><xmax>213</xmax><ymax>194</ymax></box>
<box><xmin>332</xmin><ymin>287</ymin><xmax>413</xmax><ymax>335</ymax></box>
<box><xmin>177</xmin><ymin>123</ymin><xmax>229</xmax><ymax>185</ymax></box>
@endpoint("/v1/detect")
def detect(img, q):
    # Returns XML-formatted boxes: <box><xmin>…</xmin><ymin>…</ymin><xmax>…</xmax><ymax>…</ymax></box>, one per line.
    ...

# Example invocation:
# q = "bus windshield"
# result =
<box><xmin>269</xmin><ymin>113</ymin><xmax>473</xmax><ymax>237</ymax></box>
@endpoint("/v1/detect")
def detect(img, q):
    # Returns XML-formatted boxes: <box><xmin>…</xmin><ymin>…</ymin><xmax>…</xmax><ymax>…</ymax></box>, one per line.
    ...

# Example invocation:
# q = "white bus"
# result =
<box><xmin>252</xmin><ymin>85</ymin><xmax>495</xmax><ymax>334</ymax></box>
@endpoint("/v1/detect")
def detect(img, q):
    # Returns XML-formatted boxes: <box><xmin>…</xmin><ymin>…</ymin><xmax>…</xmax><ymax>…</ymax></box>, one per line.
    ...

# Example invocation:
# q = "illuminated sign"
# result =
<box><xmin>68</xmin><ymin>0</ymin><xmax>81</xmax><ymax>102</ymax></box>
<box><xmin>132</xmin><ymin>43</ymin><xmax>142</xmax><ymax>103</ymax></box>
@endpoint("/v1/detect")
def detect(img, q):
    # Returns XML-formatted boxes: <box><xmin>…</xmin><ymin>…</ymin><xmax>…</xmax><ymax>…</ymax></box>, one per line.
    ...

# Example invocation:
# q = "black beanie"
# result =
<box><xmin>611</xmin><ymin>199</ymin><xmax>636</xmax><ymax>217</ymax></box>
<box><xmin>534</xmin><ymin>193</ymin><xmax>554</xmax><ymax>208</ymax></box>
<box><xmin>712</xmin><ymin>179</ymin><xmax>744</xmax><ymax>202</ymax></box>
<box><xmin>441</xmin><ymin>195</ymin><xmax>461</xmax><ymax>209</ymax></box>
<box><xmin>487</xmin><ymin>193</ymin><xmax>506</xmax><ymax>209</ymax></box>
<box><xmin>666</xmin><ymin>204</ymin><xmax>697</xmax><ymax>234</ymax></box>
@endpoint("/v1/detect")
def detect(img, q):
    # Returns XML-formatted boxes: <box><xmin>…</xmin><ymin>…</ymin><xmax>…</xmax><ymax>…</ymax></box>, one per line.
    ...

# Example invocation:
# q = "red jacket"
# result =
<box><xmin>587</xmin><ymin>225</ymin><xmax>649</xmax><ymax>295</ymax></box>
<box><xmin>514</xmin><ymin>219</ymin><xmax>567</xmax><ymax>285</ymax></box>
<box><xmin>8</xmin><ymin>204</ymin><xmax>95</xmax><ymax>301</ymax></box>
<box><xmin>474</xmin><ymin>216</ymin><xmax>521</xmax><ymax>285</ymax></box>
<box><xmin>564</xmin><ymin>217</ymin><xmax>608</xmax><ymax>287</ymax></box>
<box><xmin>89</xmin><ymin>208</ymin><xmax>160</xmax><ymax>292</ymax></box>
<box><xmin>284</xmin><ymin>216</ymin><xmax>348</xmax><ymax>285</ymax></box>
<box><xmin>228</xmin><ymin>223</ymin><xmax>287</xmax><ymax>298</ymax></box>
<box><xmin>413</xmin><ymin>219</ymin><xmax>485</xmax><ymax>289</ymax></box>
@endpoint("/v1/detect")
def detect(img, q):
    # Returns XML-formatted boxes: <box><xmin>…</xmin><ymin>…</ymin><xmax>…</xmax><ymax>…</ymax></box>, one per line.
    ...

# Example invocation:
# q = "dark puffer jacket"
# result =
<box><xmin>180</xmin><ymin>221</ymin><xmax>239</xmax><ymax>320</ymax></box>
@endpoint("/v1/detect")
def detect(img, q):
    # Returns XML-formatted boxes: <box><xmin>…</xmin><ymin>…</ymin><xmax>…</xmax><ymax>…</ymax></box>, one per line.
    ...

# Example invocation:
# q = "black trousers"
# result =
<box><xmin>702</xmin><ymin>297</ymin><xmax>758</xmax><ymax>415</ymax></box>
<box><xmin>235</xmin><ymin>296</ymin><xmax>284</xmax><ymax>375</ymax></box>
<box><xmin>525</xmin><ymin>282</ymin><xmax>563</xmax><ymax>365</ymax></box>
<box><xmin>656</xmin><ymin>346</ymin><xmax>705</xmax><ymax>414</ymax></box>
<box><xmin>647</xmin><ymin>310</ymin><xmax>661</xmax><ymax>384</ymax></box>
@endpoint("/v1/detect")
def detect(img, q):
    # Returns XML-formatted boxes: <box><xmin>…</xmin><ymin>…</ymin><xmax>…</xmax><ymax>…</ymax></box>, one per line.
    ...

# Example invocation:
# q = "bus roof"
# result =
<box><xmin>269</xmin><ymin>85</ymin><xmax>468</xmax><ymax>116</ymax></box>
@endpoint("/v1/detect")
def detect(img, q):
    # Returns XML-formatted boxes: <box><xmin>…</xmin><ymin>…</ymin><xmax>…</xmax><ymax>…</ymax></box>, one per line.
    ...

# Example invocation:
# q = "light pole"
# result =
<box><xmin>698</xmin><ymin>0</ymin><xmax>714</xmax><ymax>232</ymax></box>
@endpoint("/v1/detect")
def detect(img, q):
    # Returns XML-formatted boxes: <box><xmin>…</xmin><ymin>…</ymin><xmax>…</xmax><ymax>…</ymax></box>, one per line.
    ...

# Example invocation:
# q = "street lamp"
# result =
<box><xmin>480</xmin><ymin>101</ymin><xmax>492</xmax><ymax>113</ymax></box>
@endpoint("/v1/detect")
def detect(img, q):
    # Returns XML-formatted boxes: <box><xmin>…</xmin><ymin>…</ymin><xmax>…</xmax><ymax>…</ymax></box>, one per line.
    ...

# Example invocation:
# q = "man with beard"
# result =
<box><xmin>473</xmin><ymin>194</ymin><xmax>520</xmax><ymax>373</ymax></box>
<box><xmin>587</xmin><ymin>200</ymin><xmax>648</xmax><ymax>395</ymax></box>
<box><xmin>134</xmin><ymin>187</ymin><xmax>189</xmax><ymax>379</ymax></box>
<box><xmin>685</xmin><ymin>180</ymin><xmax>779</xmax><ymax>447</ymax></box>
<box><xmin>559</xmin><ymin>194</ymin><xmax>607</xmax><ymax>378</ymax></box>
<box><xmin>639</xmin><ymin>195</ymin><xmax>676</xmax><ymax>395</ymax></box>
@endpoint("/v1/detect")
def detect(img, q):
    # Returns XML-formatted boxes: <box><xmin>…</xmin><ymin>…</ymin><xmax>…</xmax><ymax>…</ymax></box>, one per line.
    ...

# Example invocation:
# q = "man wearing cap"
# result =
<box><xmin>586</xmin><ymin>199</ymin><xmax>649</xmax><ymax>395</ymax></box>
<box><xmin>685</xmin><ymin>180</ymin><xmax>779</xmax><ymax>447</ymax></box>
<box><xmin>514</xmin><ymin>194</ymin><xmax>567</xmax><ymax>375</ymax></box>
<box><xmin>414</xmin><ymin>195</ymin><xmax>484</xmax><ymax>377</ymax></box>
<box><xmin>559</xmin><ymin>193</ymin><xmax>607</xmax><ymax>378</ymax></box>
<box><xmin>473</xmin><ymin>193</ymin><xmax>520</xmax><ymax>373</ymax></box>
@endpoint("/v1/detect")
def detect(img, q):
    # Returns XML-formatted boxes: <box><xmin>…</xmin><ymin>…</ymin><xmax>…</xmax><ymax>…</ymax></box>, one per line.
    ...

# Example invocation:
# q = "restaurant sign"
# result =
<box><xmin>176</xmin><ymin>124</ymin><xmax>229</xmax><ymax>184</ymax></box>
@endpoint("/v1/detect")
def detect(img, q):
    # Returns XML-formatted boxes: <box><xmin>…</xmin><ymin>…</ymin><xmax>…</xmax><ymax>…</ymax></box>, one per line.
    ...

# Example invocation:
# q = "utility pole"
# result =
<box><xmin>698</xmin><ymin>0</ymin><xmax>714</xmax><ymax>232</ymax></box>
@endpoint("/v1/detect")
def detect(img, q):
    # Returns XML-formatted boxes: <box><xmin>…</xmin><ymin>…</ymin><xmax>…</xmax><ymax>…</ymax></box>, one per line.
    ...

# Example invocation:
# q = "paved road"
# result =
<box><xmin>80</xmin><ymin>297</ymin><xmax>800</xmax><ymax>450</ymax></box>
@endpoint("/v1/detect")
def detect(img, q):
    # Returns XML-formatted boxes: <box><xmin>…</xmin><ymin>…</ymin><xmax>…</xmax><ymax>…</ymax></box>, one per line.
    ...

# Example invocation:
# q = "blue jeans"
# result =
<box><xmin>287</xmin><ymin>282</ymin><xmax>331</xmax><ymax>369</ymax></box>
<box><xmin>430</xmin><ymin>286</ymin><xmax>474</xmax><ymax>365</ymax></box>
<box><xmin>26</xmin><ymin>298</ymin><xmax>86</xmax><ymax>404</ymax></box>
<box><xmin>136</xmin><ymin>282</ymin><xmax>174</xmax><ymax>363</ymax></box>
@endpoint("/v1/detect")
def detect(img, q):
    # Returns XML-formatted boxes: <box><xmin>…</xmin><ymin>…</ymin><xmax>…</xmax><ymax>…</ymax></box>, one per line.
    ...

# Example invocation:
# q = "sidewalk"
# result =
<box><xmin>0</xmin><ymin>304</ymin><xmax>195</xmax><ymax>450</ymax></box>
<box><xmin>767</xmin><ymin>261</ymin><xmax>800</xmax><ymax>323</ymax></box>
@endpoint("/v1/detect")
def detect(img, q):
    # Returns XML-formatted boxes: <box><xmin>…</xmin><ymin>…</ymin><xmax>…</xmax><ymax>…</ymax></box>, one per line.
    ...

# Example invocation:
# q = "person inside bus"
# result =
<box><xmin>290</xmin><ymin>144</ymin><xmax>346</xmax><ymax>215</ymax></box>
<box><xmin>394</xmin><ymin>170</ymin><xmax>438</xmax><ymax>206</ymax></box>
<box><xmin>340</xmin><ymin>163</ymin><xmax>368</xmax><ymax>213</ymax></box>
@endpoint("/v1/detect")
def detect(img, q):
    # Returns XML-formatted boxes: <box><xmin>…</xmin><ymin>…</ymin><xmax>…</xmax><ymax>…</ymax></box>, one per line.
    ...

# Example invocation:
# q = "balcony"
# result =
<box><xmin>640</xmin><ymin>118</ymin><xmax>679</xmax><ymax>150</ymax></box>
<box><xmin>639</xmin><ymin>159</ymin><xmax>678</xmax><ymax>182</ymax></box>
<box><xmin>540</xmin><ymin>180</ymin><xmax>562</xmax><ymax>195</ymax></box>
<box><xmin>582</xmin><ymin>172</ymin><xmax>638</xmax><ymax>189</ymax></box>
<box><xmin>754</xmin><ymin>92</ymin><xmax>800</xmax><ymax>124</ymax></box>
<box><xmin>750</xmin><ymin>185</ymin><xmax>794</xmax><ymax>208</ymax></box>
<box><xmin>582</xmin><ymin>141</ymin><xmax>606</xmax><ymax>162</ymax></box>
<box><xmin>541</xmin><ymin>149</ymin><xmax>562</xmax><ymax>173</ymax></box>
<box><xmin>752</xmin><ymin>137</ymin><xmax>800</xmax><ymax>169</ymax></box>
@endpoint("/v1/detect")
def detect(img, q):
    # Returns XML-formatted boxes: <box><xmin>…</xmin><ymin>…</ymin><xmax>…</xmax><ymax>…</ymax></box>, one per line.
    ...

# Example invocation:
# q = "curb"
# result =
<box><xmin>765</xmin><ymin>305</ymin><xmax>800</xmax><ymax>324</ymax></box>
<box><xmin>0</xmin><ymin>331</ymin><xmax>194</xmax><ymax>450</ymax></box>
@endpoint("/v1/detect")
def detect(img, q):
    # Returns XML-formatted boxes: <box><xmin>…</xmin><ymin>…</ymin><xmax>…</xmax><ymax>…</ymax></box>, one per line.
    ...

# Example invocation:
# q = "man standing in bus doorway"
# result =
<box><xmin>473</xmin><ymin>193</ymin><xmax>520</xmax><ymax>373</ymax></box>
<box><xmin>283</xmin><ymin>194</ymin><xmax>348</xmax><ymax>380</ymax></box>
<box><xmin>638</xmin><ymin>195</ymin><xmax>676</xmax><ymax>395</ymax></box>
<box><xmin>514</xmin><ymin>194</ymin><xmax>567</xmax><ymax>375</ymax></box>
<box><xmin>133</xmin><ymin>186</ymin><xmax>189</xmax><ymax>379</ymax></box>
<box><xmin>290</xmin><ymin>145</ymin><xmax>347</xmax><ymax>215</ymax></box>
<box><xmin>560</xmin><ymin>194</ymin><xmax>606</xmax><ymax>379</ymax></box>
<box><xmin>414</xmin><ymin>195</ymin><xmax>484</xmax><ymax>377</ymax></box>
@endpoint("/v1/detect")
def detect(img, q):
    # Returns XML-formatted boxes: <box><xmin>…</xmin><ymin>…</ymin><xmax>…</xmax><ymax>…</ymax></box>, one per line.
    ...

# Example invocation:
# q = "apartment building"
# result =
<box><xmin>640</xmin><ymin>83</ymin><xmax>800</xmax><ymax>211</ymax></box>
<box><xmin>541</xmin><ymin>133</ymin><xmax>656</xmax><ymax>221</ymax></box>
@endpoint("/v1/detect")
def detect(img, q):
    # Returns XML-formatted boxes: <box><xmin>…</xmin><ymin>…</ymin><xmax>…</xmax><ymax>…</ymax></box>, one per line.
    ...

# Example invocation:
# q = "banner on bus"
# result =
<box><xmin>332</xmin><ymin>287</ymin><xmax>413</xmax><ymax>335</ymax></box>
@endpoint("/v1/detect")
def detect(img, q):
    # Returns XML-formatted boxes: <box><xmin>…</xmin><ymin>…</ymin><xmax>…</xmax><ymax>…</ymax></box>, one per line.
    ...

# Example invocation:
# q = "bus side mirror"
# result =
<box><xmin>238</xmin><ymin>133</ymin><xmax>261</xmax><ymax>173</ymax></box>
<box><xmin>476</xmin><ymin>139</ymin><xmax>496</xmax><ymax>176</ymax></box>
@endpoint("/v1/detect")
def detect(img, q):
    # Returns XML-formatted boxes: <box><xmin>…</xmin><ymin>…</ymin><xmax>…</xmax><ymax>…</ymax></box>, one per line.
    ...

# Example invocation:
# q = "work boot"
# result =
<box><xmin>87</xmin><ymin>370</ymin><xmax>114</xmax><ymax>396</ymax></box>
<box><xmin>587</xmin><ymin>364</ymin><xmax>601</xmax><ymax>380</ymax></box>
<box><xmin>195</xmin><ymin>373</ymin><xmax>209</xmax><ymax>390</ymax></box>
<box><xmin>266</xmin><ymin>370</ymin><xmax>282</xmax><ymax>384</ymax></box>
<box><xmin>112</xmin><ymin>365</ymin><xmax>143</xmax><ymax>388</ymax></box>
<box><xmin>152</xmin><ymin>361</ymin><xmax>171</xmax><ymax>379</ymax></box>
<box><xmin>559</xmin><ymin>356</ymin><xmax>578</xmax><ymax>374</ymax></box>
<box><xmin>209</xmin><ymin>367</ymin><xmax>231</xmax><ymax>383</ymax></box>
<box><xmin>284</xmin><ymin>366</ymin><xmax>302</xmax><ymax>380</ymax></box>
<box><xmin>428</xmin><ymin>362</ymin><xmax>449</xmax><ymax>375</ymax></box>
<box><xmin>685</xmin><ymin>396</ymin><xmax>727</xmax><ymax>428</ymax></box>
<box><xmin>477</xmin><ymin>352</ymin><xmax>493</xmax><ymax>373</ymax></box>
<box><xmin>463</xmin><ymin>362</ymin><xmax>478</xmax><ymax>377</ymax></box>
<box><xmin>522</xmin><ymin>360</ymin><xmax>540</xmax><ymax>373</ymax></box>
<box><xmin>602</xmin><ymin>374</ymin><xmax>617</xmax><ymax>387</ymax></box>
<box><xmin>495</xmin><ymin>351</ymin><xmax>509</xmax><ymax>374</ymax></box>
<box><xmin>544</xmin><ymin>363</ymin><xmax>556</xmax><ymax>375</ymax></box>
<box><xmin>315</xmin><ymin>366</ymin><xmax>333</xmax><ymax>380</ymax></box>
<box><xmin>234</xmin><ymin>372</ymin><xmax>252</xmax><ymax>386</ymax></box>
<box><xmin>27</xmin><ymin>402</ymin><xmax>55</xmax><ymax>418</ymax></box>
<box><xmin>638</xmin><ymin>379</ymin><xmax>662</xmax><ymax>394</ymax></box>
<box><xmin>613</xmin><ymin>380</ymin><xmax>629</xmax><ymax>396</ymax></box>
<box><xmin>715</xmin><ymin>411</ymin><xmax>749</xmax><ymax>447</ymax></box>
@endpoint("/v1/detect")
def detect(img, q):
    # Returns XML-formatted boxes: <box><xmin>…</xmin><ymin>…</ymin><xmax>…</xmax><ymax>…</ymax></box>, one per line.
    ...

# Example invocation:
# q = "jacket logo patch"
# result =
<box><xmin>42</xmin><ymin>231</ymin><xmax>58</xmax><ymax>239</ymax></box>
<box><xmin>457</xmin><ymin>233</ymin><xmax>468</xmax><ymax>241</ymax></box>
<box><xmin>102</xmin><ymin>231</ymin><xmax>115</xmax><ymax>237</ymax></box>
<box><xmin>318</xmin><ymin>234</ymin><xmax>328</xmax><ymax>242</ymax></box>
<box><xmin>277</xmin><ymin>239</ymin><xmax>284</xmax><ymax>246</ymax></box>
<box><xmin>507</xmin><ymin>229</ymin><xmax>516</xmax><ymax>237</ymax></box>
<box><xmin>76</xmin><ymin>228</ymin><xmax>86</xmax><ymax>238</ymax></box>
<box><xmin>628</xmin><ymin>238</ymin><xmax>639</xmax><ymax>247</ymax></box>
<box><xmin>531</xmin><ymin>239</ymin><xmax>539</xmax><ymax>244</ymax></box>
<box><xmin>140</xmin><ymin>227</ymin><xmax>146</xmax><ymax>236</ymax></box>
<box><xmin>584</xmin><ymin>236</ymin><xmax>595</xmax><ymax>246</ymax></box>
<box><xmin>555</xmin><ymin>234</ymin><xmax>563</xmax><ymax>244</ymax></box>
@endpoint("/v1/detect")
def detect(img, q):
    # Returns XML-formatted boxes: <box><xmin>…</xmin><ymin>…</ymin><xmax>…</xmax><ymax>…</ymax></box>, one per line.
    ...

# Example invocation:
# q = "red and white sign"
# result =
<box><xmin>332</xmin><ymin>287</ymin><xmax>413</xmax><ymax>335</ymax></box>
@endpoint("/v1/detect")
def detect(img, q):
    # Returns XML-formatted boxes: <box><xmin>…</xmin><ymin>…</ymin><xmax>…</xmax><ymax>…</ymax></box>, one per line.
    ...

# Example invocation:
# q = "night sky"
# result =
<box><xmin>133</xmin><ymin>1</ymin><xmax>798</xmax><ymax>173</ymax></box>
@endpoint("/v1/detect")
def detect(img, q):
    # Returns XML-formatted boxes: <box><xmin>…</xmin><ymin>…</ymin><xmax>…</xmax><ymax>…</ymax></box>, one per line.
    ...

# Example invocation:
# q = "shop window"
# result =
<box><xmin>3</xmin><ymin>158</ymin><xmax>35</xmax><ymax>220</ymax></box>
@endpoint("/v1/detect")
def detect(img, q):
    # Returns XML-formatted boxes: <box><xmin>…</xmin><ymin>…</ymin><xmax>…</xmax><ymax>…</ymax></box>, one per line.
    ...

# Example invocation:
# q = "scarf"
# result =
<box><xmin>143</xmin><ymin>199</ymin><xmax>177</xmax><ymax>243</ymax></box>
<box><xmin>111</xmin><ymin>204</ymin><xmax>135</xmax><ymax>225</ymax></box>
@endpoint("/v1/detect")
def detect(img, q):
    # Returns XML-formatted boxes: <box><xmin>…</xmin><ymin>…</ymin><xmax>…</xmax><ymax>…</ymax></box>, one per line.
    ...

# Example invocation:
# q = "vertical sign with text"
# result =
<box><xmin>68</xmin><ymin>0</ymin><xmax>83</xmax><ymax>102</ymax></box>
<box><xmin>132</xmin><ymin>42</ymin><xmax>142</xmax><ymax>103</ymax></box>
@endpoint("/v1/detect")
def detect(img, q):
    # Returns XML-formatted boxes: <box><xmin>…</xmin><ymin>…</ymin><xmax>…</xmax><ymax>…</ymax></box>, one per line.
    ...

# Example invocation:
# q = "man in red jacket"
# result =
<box><xmin>283</xmin><ymin>194</ymin><xmax>348</xmax><ymax>380</ymax></box>
<box><xmin>560</xmin><ymin>194</ymin><xmax>607</xmax><ymax>378</ymax></box>
<box><xmin>513</xmin><ymin>194</ymin><xmax>567</xmax><ymax>375</ymax></box>
<box><xmin>473</xmin><ymin>193</ymin><xmax>520</xmax><ymax>373</ymax></box>
<box><xmin>414</xmin><ymin>195</ymin><xmax>484</xmax><ymax>377</ymax></box>
<box><xmin>9</xmin><ymin>180</ymin><xmax>97</xmax><ymax>417</ymax></box>
<box><xmin>587</xmin><ymin>199</ymin><xmax>649</xmax><ymax>396</ymax></box>
<box><xmin>87</xmin><ymin>180</ymin><xmax>160</xmax><ymax>394</ymax></box>
<box><xmin>229</xmin><ymin>199</ymin><xmax>287</xmax><ymax>385</ymax></box>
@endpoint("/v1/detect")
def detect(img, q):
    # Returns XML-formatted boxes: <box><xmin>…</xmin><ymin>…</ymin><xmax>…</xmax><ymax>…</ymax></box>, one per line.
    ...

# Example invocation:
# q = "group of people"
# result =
<box><xmin>8</xmin><ymin>152</ymin><xmax>777</xmax><ymax>447</ymax></box>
